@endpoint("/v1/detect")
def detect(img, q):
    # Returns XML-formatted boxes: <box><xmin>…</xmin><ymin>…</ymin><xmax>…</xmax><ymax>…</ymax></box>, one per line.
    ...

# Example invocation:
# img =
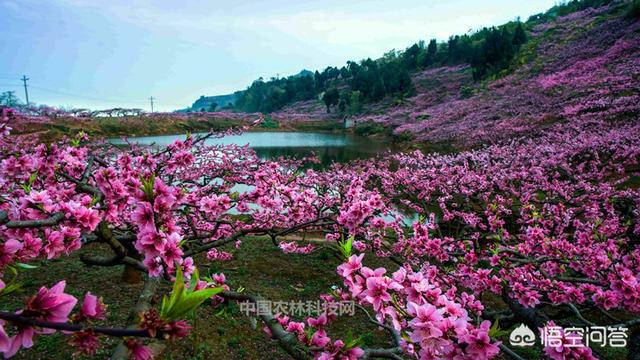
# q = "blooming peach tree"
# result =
<box><xmin>1</xmin><ymin>111</ymin><xmax>639</xmax><ymax>360</ymax></box>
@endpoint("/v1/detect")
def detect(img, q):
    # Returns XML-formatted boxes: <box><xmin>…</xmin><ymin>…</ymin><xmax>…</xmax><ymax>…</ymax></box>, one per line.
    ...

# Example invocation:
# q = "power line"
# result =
<box><xmin>1</xmin><ymin>78</ymin><xmax>187</xmax><ymax>109</ymax></box>
<box><xmin>31</xmin><ymin>85</ymin><xmax>185</xmax><ymax>107</ymax></box>
<box><xmin>28</xmin><ymin>85</ymin><xmax>147</xmax><ymax>106</ymax></box>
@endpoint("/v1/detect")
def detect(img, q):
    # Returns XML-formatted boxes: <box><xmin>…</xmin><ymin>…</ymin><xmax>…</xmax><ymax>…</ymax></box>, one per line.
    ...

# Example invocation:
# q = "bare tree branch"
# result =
<box><xmin>220</xmin><ymin>291</ymin><xmax>313</xmax><ymax>360</ymax></box>
<box><xmin>0</xmin><ymin>211</ymin><xmax>65</xmax><ymax>229</ymax></box>
<box><xmin>0</xmin><ymin>311</ymin><xmax>160</xmax><ymax>338</ymax></box>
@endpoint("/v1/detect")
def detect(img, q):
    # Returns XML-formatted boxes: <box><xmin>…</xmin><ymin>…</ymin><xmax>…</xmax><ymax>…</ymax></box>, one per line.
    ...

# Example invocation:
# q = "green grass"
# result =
<box><xmin>288</xmin><ymin>120</ymin><xmax>344</xmax><ymax>132</ymax></box>
<box><xmin>20</xmin><ymin>115</ymin><xmax>247</xmax><ymax>142</ymax></box>
<box><xmin>20</xmin><ymin>115</ymin><xmax>349</xmax><ymax>142</ymax></box>
<box><xmin>352</xmin><ymin>121</ymin><xmax>392</xmax><ymax>137</ymax></box>
<box><xmin>3</xmin><ymin>238</ymin><xmax>396</xmax><ymax>359</ymax></box>
<box><xmin>258</xmin><ymin>115</ymin><xmax>280</xmax><ymax>129</ymax></box>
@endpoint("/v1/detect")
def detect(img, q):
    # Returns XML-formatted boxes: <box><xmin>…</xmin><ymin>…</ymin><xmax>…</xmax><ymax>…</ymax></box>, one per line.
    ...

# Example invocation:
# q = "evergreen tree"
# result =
<box><xmin>416</xmin><ymin>50</ymin><xmax>429</xmax><ymax>68</ymax></box>
<box><xmin>427</xmin><ymin>39</ymin><xmax>438</xmax><ymax>57</ymax></box>
<box><xmin>322</xmin><ymin>88</ymin><xmax>340</xmax><ymax>113</ymax></box>
<box><xmin>448</xmin><ymin>36</ymin><xmax>458</xmax><ymax>59</ymax></box>
<box><xmin>512</xmin><ymin>22</ymin><xmax>527</xmax><ymax>46</ymax></box>
<box><xmin>403</xmin><ymin>43</ymin><xmax>421</xmax><ymax>70</ymax></box>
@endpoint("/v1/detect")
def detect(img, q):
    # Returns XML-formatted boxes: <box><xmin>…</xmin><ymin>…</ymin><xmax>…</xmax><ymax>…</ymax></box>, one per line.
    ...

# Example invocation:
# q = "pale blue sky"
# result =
<box><xmin>0</xmin><ymin>0</ymin><xmax>556</xmax><ymax>111</ymax></box>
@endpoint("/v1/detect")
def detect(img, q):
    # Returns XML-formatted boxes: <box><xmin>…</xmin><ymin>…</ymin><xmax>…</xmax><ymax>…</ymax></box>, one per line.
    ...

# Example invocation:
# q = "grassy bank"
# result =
<box><xmin>15</xmin><ymin>115</ymin><xmax>348</xmax><ymax>142</ymax></box>
<box><xmin>15</xmin><ymin>113</ymin><xmax>440</xmax><ymax>153</ymax></box>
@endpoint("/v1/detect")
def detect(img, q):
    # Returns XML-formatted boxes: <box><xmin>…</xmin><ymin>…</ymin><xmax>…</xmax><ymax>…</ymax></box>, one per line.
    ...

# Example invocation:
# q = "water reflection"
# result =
<box><xmin>110</xmin><ymin>131</ymin><xmax>392</xmax><ymax>168</ymax></box>
<box><xmin>253</xmin><ymin>145</ymin><xmax>387</xmax><ymax>169</ymax></box>
<box><xmin>110</xmin><ymin>132</ymin><xmax>417</xmax><ymax>223</ymax></box>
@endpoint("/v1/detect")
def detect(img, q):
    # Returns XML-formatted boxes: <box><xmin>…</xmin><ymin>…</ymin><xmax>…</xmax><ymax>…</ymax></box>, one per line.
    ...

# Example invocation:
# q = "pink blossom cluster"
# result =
<box><xmin>278</xmin><ymin>241</ymin><xmax>315</xmax><ymax>254</ymax></box>
<box><xmin>336</xmin><ymin>254</ymin><xmax>500</xmax><ymax>359</ymax></box>
<box><xmin>268</xmin><ymin>312</ymin><xmax>365</xmax><ymax>359</ymax></box>
<box><xmin>358</xmin><ymin>117</ymin><xmax>640</xmax><ymax>312</ymax></box>
<box><xmin>0</xmin><ymin>281</ymin><xmax>107</xmax><ymax>357</ymax></box>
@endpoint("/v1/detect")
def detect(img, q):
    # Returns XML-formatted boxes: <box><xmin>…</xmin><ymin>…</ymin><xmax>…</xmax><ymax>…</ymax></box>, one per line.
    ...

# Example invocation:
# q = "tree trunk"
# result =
<box><xmin>121</xmin><ymin>264</ymin><xmax>142</xmax><ymax>284</ymax></box>
<box><xmin>501</xmin><ymin>288</ymin><xmax>549</xmax><ymax>330</ymax></box>
<box><xmin>111</xmin><ymin>277</ymin><xmax>162</xmax><ymax>360</ymax></box>
<box><xmin>628</xmin><ymin>327</ymin><xmax>640</xmax><ymax>360</ymax></box>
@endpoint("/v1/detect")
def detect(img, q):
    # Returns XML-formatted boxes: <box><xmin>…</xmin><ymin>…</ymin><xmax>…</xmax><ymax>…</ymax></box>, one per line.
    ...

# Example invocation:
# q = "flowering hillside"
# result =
<box><xmin>264</xmin><ymin>2</ymin><xmax>639</xmax><ymax>148</ymax></box>
<box><xmin>354</xmin><ymin>2</ymin><xmax>639</xmax><ymax>147</ymax></box>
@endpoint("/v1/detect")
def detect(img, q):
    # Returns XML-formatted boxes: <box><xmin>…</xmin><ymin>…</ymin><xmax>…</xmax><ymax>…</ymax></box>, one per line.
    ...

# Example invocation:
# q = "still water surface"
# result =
<box><xmin>110</xmin><ymin>131</ymin><xmax>417</xmax><ymax>222</ymax></box>
<box><xmin>110</xmin><ymin>131</ymin><xmax>392</xmax><ymax>167</ymax></box>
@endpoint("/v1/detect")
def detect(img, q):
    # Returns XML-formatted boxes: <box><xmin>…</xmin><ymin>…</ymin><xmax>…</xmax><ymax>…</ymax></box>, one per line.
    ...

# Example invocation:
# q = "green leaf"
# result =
<box><xmin>337</xmin><ymin>234</ymin><xmax>354</xmax><ymax>259</ymax></box>
<box><xmin>189</xmin><ymin>268</ymin><xmax>200</xmax><ymax>291</ymax></box>
<box><xmin>28</xmin><ymin>171</ymin><xmax>38</xmax><ymax>185</ymax></box>
<box><xmin>140</xmin><ymin>174</ymin><xmax>156</xmax><ymax>201</ymax></box>
<box><xmin>171</xmin><ymin>287</ymin><xmax>223</xmax><ymax>319</ymax></box>
<box><xmin>345</xmin><ymin>236</ymin><xmax>353</xmax><ymax>255</ymax></box>
<box><xmin>214</xmin><ymin>306</ymin><xmax>227</xmax><ymax>317</ymax></box>
<box><xmin>488</xmin><ymin>319</ymin><xmax>510</xmax><ymax>338</ymax></box>
<box><xmin>90</xmin><ymin>195</ymin><xmax>100</xmax><ymax>207</ymax></box>
<box><xmin>488</xmin><ymin>319</ymin><xmax>500</xmax><ymax>338</ymax></box>
<box><xmin>160</xmin><ymin>266</ymin><xmax>223</xmax><ymax>321</ymax></box>
<box><xmin>16</xmin><ymin>262</ymin><xmax>38</xmax><ymax>269</ymax></box>
<box><xmin>344</xmin><ymin>330</ymin><xmax>364</xmax><ymax>349</ymax></box>
<box><xmin>7</xmin><ymin>266</ymin><xmax>18</xmax><ymax>276</ymax></box>
<box><xmin>0</xmin><ymin>282</ymin><xmax>22</xmax><ymax>297</ymax></box>
<box><xmin>160</xmin><ymin>266</ymin><xmax>187</xmax><ymax>320</ymax></box>
<box><xmin>304</xmin><ymin>327</ymin><xmax>315</xmax><ymax>341</ymax></box>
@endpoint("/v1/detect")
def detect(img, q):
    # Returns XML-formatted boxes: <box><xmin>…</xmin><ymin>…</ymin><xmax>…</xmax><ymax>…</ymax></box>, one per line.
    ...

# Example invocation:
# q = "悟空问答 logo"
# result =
<box><xmin>509</xmin><ymin>323</ymin><xmax>536</xmax><ymax>347</ymax></box>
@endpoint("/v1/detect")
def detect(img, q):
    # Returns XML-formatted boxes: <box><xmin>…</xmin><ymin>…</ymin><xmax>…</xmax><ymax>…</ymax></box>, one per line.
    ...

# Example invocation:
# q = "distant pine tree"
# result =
<box><xmin>513</xmin><ymin>22</ymin><xmax>527</xmax><ymax>46</ymax></box>
<box><xmin>427</xmin><ymin>39</ymin><xmax>438</xmax><ymax>57</ymax></box>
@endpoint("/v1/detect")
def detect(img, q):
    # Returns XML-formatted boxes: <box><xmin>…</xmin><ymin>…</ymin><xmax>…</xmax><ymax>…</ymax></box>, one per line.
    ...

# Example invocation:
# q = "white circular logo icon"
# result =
<box><xmin>509</xmin><ymin>324</ymin><xmax>536</xmax><ymax>347</ymax></box>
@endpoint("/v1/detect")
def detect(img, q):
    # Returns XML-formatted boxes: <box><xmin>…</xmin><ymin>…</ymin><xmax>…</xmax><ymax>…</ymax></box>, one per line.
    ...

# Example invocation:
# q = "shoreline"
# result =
<box><xmin>13</xmin><ymin>115</ymin><xmax>350</xmax><ymax>142</ymax></box>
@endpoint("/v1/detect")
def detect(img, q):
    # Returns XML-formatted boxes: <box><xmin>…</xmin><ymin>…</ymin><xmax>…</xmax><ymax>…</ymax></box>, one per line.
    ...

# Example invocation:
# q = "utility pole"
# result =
<box><xmin>21</xmin><ymin>75</ymin><xmax>30</xmax><ymax>105</ymax></box>
<box><xmin>149</xmin><ymin>96</ymin><xmax>155</xmax><ymax>113</ymax></box>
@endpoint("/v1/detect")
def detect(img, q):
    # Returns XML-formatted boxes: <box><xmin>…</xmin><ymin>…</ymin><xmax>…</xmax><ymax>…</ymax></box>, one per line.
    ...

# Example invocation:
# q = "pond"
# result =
<box><xmin>110</xmin><ymin>131</ymin><xmax>417</xmax><ymax>223</ymax></box>
<box><xmin>109</xmin><ymin>131</ymin><xmax>393</xmax><ymax>167</ymax></box>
